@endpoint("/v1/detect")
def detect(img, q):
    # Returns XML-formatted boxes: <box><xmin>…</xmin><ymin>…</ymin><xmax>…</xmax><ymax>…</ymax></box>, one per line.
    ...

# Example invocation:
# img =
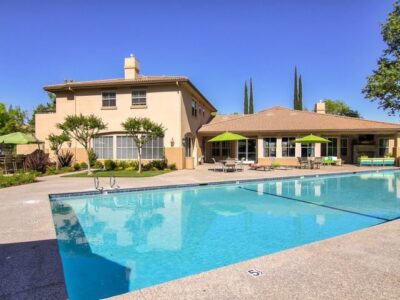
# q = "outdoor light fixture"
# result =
<box><xmin>170</xmin><ymin>138</ymin><xmax>175</xmax><ymax>147</ymax></box>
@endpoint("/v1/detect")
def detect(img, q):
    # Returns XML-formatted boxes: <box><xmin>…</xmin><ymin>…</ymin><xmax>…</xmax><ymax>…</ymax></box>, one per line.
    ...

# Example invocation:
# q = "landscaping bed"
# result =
<box><xmin>0</xmin><ymin>172</ymin><xmax>37</xmax><ymax>188</ymax></box>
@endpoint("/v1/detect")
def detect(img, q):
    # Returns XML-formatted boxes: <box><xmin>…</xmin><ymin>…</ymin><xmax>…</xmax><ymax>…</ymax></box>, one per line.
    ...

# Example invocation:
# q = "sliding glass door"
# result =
<box><xmin>238</xmin><ymin>139</ymin><xmax>256</xmax><ymax>162</ymax></box>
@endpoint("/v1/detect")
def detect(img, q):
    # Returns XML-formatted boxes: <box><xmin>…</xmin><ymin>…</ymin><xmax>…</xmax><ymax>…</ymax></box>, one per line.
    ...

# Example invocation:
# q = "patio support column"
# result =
<box><xmin>257</xmin><ymin>136</ymin><xmax>264</xmax><ymax>161</ymax></box>
<box><xmin>295</xmin><ymin>142</ymin><xmax>301</xmax><ymax>157</ymax></box>
<box><xmin>315</xmin><ymin>143</ymin><xmax>321</xmax><ymax>157</ymax></box>
<box><xmin>337</xmin><ymin>137</ymin><xmax>341</xmax><ymax>158</ymax></box>
<box><xmin>276</xmin><ymin>137</ymin><xmax>282</xmax><ymax>158</ymax></box>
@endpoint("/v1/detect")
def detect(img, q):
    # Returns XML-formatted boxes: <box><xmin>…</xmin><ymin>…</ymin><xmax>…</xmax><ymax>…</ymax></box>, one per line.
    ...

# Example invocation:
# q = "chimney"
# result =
<box><xmin>315</xmin><ymin>100</ymin><xmax>326</xmax><ymax>114</ymax></box>
<box><xmin>124</xmin><ymin>54</ymin><xmax>140</xmax><ymax>79</ymax></box>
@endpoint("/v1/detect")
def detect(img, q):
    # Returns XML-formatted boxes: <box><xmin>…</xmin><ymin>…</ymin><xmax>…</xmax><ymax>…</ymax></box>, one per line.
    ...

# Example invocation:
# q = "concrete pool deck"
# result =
<box><xmin>0</xmin><ymin>164</ymin><xmax>399</xmax><ymax>299</ymax></box>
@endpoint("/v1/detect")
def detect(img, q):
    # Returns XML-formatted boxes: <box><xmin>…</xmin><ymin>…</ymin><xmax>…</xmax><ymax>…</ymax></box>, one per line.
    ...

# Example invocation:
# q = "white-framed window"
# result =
<box><xmin>102</xmin><ymin>91</ymin><xmax>116</xmax><ymax>107</ymax></box>
<box><xmin>191</xmin><ymin>99</ymin><xmax>197</xmax><ymax>117</ymax></box>
<box><xmin>264</xmin><ymin>138</ymin><xmax>277</xmax><ymax>157</ymax></box>
<box><xmin>117</xmin><ymin>136</ymin><xmax>137</xmax><ymax>159</ymax></box>
<box><xmin>132</xmin><ymin>90</ymin><xmax>146</xmax><ymax>106</ymax></box>
<box><xmin>321</xmin><ymin>138</ymin><xmax>338</xmax><ymax>156</ymax></box>
<box><xmin>143</xmin><ymin>136</ymin><xmax>164</xmax><ymax>159</ymax></box>
<box><xmin>282</xmin><ymin>137</ymin><xmax>296</xmax><ymax>157</ymax></box>
<box><xmin>301</xmin><ymin>144</ymin><xmax>315</xmax><ymax>157</ymax></box>
<box><xmin>379</xmin><ymin>138</ymin><xmax>389</xmax><ymax>157</ymax></box>
<box><xmin>94</xmin><ymin>136</ymin><xmax>113</xmax><ymax>159</ymax></box>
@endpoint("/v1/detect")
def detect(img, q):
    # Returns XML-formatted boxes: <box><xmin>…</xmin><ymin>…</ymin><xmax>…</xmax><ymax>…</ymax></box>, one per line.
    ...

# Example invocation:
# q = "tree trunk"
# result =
<box><xmin>137</xmin><ymin>147</ymin><xmax>142</xmax><ymax>173</ymax></box>
<box><xmin>86</xmin><ymin>149</ymin><xmax>93</xmax><ymax>176</ymax></box>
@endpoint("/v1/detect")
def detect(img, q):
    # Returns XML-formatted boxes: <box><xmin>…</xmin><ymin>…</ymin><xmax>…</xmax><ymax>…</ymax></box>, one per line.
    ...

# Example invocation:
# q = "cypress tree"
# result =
<box><xmin>244</xmin><ymin>81</ymin><xmax>249</xmax><ymax>114</ymax></box>
<box><xmin>298</xmin><ymin>75</ymin><xmax>303</xmax><ymax>110</ymax></box>
<box><xmin>293</xmin><ymin>67</ymin><xmax>299</xmax><ymax>110</ymax></box>
<box><xmin>249</xmin><ymin>77</ymin><xmax>254</xmax><ymax>114</ymax></box>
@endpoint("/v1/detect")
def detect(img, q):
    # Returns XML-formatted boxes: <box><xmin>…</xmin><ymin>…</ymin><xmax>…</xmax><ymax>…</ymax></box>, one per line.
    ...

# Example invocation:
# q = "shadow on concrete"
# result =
<box><xmin>0</xmin><ymin>239</ymin><xmax>68</xmax><ymax>299</ymax></box>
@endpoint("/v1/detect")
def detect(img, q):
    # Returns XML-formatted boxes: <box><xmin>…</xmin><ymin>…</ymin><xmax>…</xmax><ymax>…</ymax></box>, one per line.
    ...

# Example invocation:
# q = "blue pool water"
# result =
<box><xmin>50</xmin><ymin>170</ymin><xmax>400</xmax><ymax>300</ymax></box>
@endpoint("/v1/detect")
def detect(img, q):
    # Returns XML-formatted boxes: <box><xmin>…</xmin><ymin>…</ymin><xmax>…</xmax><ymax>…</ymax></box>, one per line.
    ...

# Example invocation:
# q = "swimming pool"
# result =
<box><xmin>50</xmin><ymin>170</ymin><xmax>400</xmax><ymax>300</ymax></box>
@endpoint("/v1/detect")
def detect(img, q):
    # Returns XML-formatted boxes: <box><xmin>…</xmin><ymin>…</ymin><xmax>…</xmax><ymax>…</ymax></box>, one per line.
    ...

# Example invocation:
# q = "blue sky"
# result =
<box><xmin>0</xmin><ymin>0</ymin><xmax>397</xmax><ymax>122</ymax></box>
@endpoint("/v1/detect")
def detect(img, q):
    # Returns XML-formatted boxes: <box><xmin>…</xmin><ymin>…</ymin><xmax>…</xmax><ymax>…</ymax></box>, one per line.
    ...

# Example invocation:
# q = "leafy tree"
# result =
<box><xmin>29</xmin><ymin>92</ymin><xmax>56</xmax><ymax>130</ymax></box>
<box><xmin>0</xmin><ymin>102</ymin><xmax>28</xmax><ymax>135</ymax></box>
<box><xmin>249</xmin><ymin>78</ymin><xmax>254</xmax><ymax>114</ymax></box>
<box><xmin>48</xmin><ymin>132</ymin><xmax>70</xmax><ymax>170</ymax></box>
<box><xmin>323</xmin><ymin>99</ymin><xmax>361</xmax><ymax>118</ymax></box>
<box><xmin>244</xmin><ymin>81</ymin><xmax>249</xmax><ymax>114</ymax></box>
<box><xmin>298</xmin><ymin>75</ymin><xmax>303</xmax><ymax>110</ymax></box>
<box><xmin>121</xmin><ymin>117</ymin><xmax>165</xmax><ymax>173</ymax></box>
<box><xmin>293</xmin><ymin>67</ymin><xmax>299</xmax><ymax>110</ymax></box>
<box><xmin>363</xmin><ymin>1</ymin><xmax>400</xmax><ymax>115</ymax></box>
<box><xmin>57</xmin><ymin>114</ymin><xmax>107</xmax><ymax>175</ymax></box>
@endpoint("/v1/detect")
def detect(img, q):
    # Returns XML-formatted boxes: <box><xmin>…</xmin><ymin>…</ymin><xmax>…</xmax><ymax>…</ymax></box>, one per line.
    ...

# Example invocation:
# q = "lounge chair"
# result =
<box><xmin>212</xmin><ymin>158</ymin><xmax>225</xmax><ymax>172</ymax></box>
<box><xmin>249</xmin><ymin>163</ymin><xmax>272</xmax><ymax>171</ymax></box>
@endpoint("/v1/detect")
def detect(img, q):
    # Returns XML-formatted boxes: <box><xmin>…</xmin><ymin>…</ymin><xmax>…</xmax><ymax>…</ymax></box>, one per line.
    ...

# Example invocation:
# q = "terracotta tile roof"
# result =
<box><xmin>44</xmin><ymin>75</ymin><xmax>217</xmax><ymax>111</ymax></box>
<box><xmin>199</xmin><ymin>106</ymin><xmax>400</xmax><ymax>133</ymax></box>
<box><xmin>43</xmin><ymin>75</ymin><xmax>189</xmax><ymax>90</ymax></box>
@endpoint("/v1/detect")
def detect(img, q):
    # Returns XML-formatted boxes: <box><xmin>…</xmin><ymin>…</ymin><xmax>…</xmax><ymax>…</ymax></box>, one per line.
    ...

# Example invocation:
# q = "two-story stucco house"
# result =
<box><xmin>35</xmin><ymin>55</ymin><xmax>400</xmax><ymax>169</ymax></box>
<box><xmin>35</xmin><ymin>55</ymin><xmax>216</xmax><ymax>169</ymax></box>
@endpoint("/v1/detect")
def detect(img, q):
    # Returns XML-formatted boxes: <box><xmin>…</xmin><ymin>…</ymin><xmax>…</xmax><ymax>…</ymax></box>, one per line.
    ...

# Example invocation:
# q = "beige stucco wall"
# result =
<box><xmin>35</xmin><ymin>84</ymin><xmax>214</xmax><ymax>169</ymax></box>
<box><xmin>179</xmin><ymin>88</ymin><xmax>213</xmax><ymax>167</ymax></box>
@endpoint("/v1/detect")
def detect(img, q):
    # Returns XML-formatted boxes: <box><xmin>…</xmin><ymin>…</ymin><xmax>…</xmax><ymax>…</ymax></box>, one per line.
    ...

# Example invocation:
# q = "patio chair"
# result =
<box><xmin>313</xmin><ymin>157</ymin><xmax>322</xmax><ymax>169</ymax></box>
<box><xmin>14</xmin><ymin>155</ymin><xmax>26</xmax><ymax>172</ymax></box>
<box><xmin>297</xmin><ymin>157</ymin><xmax>309</xmax><ymax>169</ymax></box>
<box><xmin>212</xmin><ymin>158</ymin><xmax>225</xmax><ymax>172</ymax></box>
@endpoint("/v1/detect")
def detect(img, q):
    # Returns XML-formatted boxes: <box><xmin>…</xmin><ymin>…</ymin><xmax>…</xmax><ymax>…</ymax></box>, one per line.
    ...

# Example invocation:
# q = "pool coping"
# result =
<box><xmin>49</xmin><ymin>167</ymin><xmax>400</xmax><ymax>200</ymax></box>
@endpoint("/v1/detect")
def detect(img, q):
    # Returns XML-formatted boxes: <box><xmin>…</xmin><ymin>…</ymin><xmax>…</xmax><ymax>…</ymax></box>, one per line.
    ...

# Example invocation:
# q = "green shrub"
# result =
<box><xmin>80</xmin><ymin>162</ymin><xmax>88</xmax><ymax>169</ymax></box>
<box><xmin>73</xmin><ymin>163</ymin><xmax>81</xmax><ymax>171</ymax></box>
<box><xmin>141</xmin><ymin>162</ymin><xmax>152</xmax><ymax>171</ymax></box>
<box><xmin>0</xmin><ymin>172</ymin><xmax>37</xmax><ymax>188</ymax></box>
<box><xmin>128</xmin><ymin>161</ymin><xmax>139</xmax><ymax>170</ymax></box>
<box><xmin>45</xmin><ymin>166</ymin><xmax>57</xmax><ymax>175</ymax></box>
<box><xmin>271</xmin><ymin>162</ymin><xmax>281</xmax><ymax>169</ymax></box>
<box><xmin>104</xmin><ymin>160</ymin><xmax>117</xmax><ymax>171</ymax></box>
<box><xmin>88</xmin><ymin>149</ymin><xmax>97</xmax><ymax>167</ymax></box>
<box><xmin>117</xmin><ymin>160</ymin><xmax>129</xmax><ymax>170</ymax></box>
<box><xmin>168</xmin><ymin>163</ymin><xmax>177</xmax><ymax>170</ymax></box>
<box><xmin>61</xmin><ymin>166</ymin><xmax>74</xmax><ymax>172</ymax></box>
<box><xmin>94</xmin><ymin>161</ymin><xmax>104</xmax><ymax>169</ymax></box>
<box><xmin>149</xmin><ymin>160</ymin><xmax>168</xmax><ymax>170</ymax></box>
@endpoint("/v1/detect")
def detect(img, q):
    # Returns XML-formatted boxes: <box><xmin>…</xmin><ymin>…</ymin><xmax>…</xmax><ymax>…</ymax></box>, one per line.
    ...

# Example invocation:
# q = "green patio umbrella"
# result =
<box><xmin>0</xmin><ymin>132</ymin><xmax>43</xmax><ymax>145</ymax></box>
<box><xmin>293</xmin><ymin>134</ymin><xmax>331</xmax><ymax>144</ymax></box>
<box><xmin>207</xmin><ymin>132</ymin><xmax>248</xmax><ymax>142</ymax></box>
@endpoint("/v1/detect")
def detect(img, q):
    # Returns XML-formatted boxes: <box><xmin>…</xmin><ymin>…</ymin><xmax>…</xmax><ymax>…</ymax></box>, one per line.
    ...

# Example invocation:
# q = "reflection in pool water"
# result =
<box><xmin>51</xmin><ymin>170</ymin><xmax>400</xmax><ymax>300</ymax></box>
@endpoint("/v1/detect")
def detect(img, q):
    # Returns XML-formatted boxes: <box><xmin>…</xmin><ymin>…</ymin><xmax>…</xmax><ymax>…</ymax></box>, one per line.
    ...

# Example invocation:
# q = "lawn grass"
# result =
<box><xmin>0</xmin><ymin>172</ymin><xmax>37</xmax><ymax>188</ymax></box>
<box><xmin>63</xmin><ymin>169</ymin><xmax>171</xmax><ymax>178</ymax></box>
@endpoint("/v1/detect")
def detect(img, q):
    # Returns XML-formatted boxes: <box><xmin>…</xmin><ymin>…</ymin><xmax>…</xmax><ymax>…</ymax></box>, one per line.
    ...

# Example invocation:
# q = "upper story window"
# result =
<box><xmin>102</xmin><ymin>91</ymin><xmax>116</xmax><ymax>107</ymax></box>
<box><xmin>192</xmin><ymin>99</ymin><xmax>197</xmax><ymax>117</ymax></box>
<box><xmin>132</xmin><ymin>90</ymin><xmax>146</xmax><ymax>106</ymax></box>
